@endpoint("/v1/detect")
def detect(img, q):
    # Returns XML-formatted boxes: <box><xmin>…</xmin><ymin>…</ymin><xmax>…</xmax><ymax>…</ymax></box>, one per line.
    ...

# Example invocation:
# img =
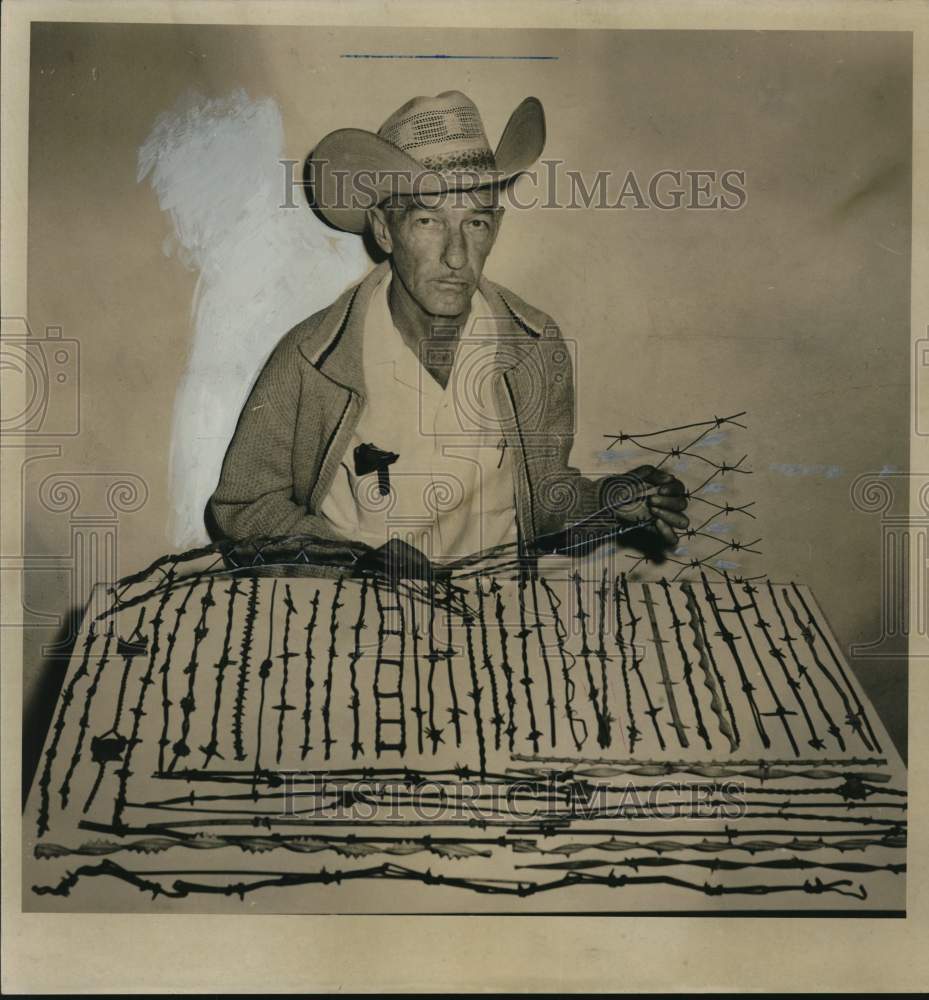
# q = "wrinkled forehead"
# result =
<box><xmin>382</xmin><ymin>186</ymin><xmax>501</xmax><ymax>214</ymax></box>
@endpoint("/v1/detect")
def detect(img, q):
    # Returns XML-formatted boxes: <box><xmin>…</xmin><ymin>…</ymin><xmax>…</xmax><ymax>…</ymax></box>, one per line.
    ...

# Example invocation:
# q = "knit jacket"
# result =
<box><xmin>210</xmin><ymin>261</ymin><xmax>609</xmax><ymax>551</ymax></box>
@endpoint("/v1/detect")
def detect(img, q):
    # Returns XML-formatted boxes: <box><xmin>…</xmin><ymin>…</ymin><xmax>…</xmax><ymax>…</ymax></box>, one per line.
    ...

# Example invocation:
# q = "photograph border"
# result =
<box><xmin>2</xmin><ymin>0</ymin><xmax>927</xmax><ymax>992</ymax></box>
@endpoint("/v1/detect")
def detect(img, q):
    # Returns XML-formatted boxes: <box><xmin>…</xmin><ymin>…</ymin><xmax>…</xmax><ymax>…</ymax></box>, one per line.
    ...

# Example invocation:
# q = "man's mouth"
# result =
<box><xmin>433</xmin><ymin>278</ymin><xmax>470</xmax><ymax>289</ymax></box>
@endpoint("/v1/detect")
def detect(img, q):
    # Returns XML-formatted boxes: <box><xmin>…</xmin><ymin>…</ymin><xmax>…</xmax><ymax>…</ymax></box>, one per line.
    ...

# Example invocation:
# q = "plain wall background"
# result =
<box><xmin>21</xmin><ymin>24</ymin><xmax>911</xmax><ymax>788</ymax></box>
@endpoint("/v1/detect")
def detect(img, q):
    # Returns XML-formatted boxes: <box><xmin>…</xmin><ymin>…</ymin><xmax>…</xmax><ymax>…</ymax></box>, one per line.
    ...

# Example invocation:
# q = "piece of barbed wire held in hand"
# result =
<box><xmin>355</xmin><ymin>537</ymin><xmax>451</xmax><ymax>584</ymax></box>
<box><xmin>600</xmin><ymin>464</ymin><xmax>689</xmax><ymax>546</ymax></box>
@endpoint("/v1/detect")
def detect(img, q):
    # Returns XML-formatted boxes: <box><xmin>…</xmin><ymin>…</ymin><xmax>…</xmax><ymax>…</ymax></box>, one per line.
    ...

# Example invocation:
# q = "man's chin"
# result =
<box><xmin>423</xmin><ymin>288</ymin><xmax>472</xmax><ymax>317</ymax></box>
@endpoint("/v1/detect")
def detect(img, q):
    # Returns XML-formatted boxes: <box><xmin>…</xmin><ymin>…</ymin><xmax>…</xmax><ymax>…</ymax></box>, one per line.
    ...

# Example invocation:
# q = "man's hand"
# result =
<box><xmin>355</xmin><ymin>537</ymin><xmax>450</xmax><ymax>584</ymax></box>
<box><xmin>601</xmin><ymin>464</ymin><xmax>689</xmax><ymax>546</ymax></box>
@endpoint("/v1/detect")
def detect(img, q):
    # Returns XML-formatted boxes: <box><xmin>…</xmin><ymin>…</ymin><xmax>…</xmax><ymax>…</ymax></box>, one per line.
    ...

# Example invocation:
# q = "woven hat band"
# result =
<box><xmin>377</xmin><ymin>92</ymin><xmax>497</xmax><ymax>176</ymax></box>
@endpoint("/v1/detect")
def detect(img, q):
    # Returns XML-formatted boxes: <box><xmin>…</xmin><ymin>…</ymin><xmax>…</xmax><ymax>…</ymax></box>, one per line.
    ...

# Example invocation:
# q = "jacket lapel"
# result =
<box><xmin>290</xmin><ymin>263</ymin><xmax>384</xmax><ymax>510</ymax></box>
<box><xmin>298</xmin><ymin>260</ymin><xmax>391</xmax><ymax>397</ymax></box>
<box><xmin>476</xmin><ymin>278</ymin><xmax>552</xmax><ymax>544</ymax></box>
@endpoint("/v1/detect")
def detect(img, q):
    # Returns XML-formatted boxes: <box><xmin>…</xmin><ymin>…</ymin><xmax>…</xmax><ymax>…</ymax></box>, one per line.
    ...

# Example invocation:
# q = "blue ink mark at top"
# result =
<box><xmin>342</xmin><ymin>53</ymin><xmax>558</xmax><ymax>61</ymax></box>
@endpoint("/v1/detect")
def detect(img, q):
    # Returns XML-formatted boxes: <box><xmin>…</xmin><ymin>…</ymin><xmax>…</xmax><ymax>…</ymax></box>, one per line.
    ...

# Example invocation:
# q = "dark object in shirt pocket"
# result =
<box><xmin>354</xmin><ymin>442</ymin><xmax>400</xmax><ymax>495</ymax></box>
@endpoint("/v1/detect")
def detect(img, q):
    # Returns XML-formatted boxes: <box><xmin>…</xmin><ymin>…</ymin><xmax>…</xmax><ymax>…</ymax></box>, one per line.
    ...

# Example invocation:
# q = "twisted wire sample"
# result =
<box><xmin>31</xmin><ymin>858</ymin><xmax>872</xmax><ymax>902</ymax></box>
<box><xmin>348</xmin><ymin>577</ymin><xmax>369</xmax><ymax>760</ymax></box>
<box><xmin>700</xmin><ymin>572</ymin><xmax>769</xmax><ymax>748</ymax></box>
<box><xmin>619</xmin><ymin>574</ymin><xmax>665</xmax><ymax>750</ymax></box>
<box><xmin>36</xmin><ymin>622</ymin><xmax>99</xmax><ymax>836</ymax></box>
<box><xmin>251</xmin><ymin>580</ymin><xmax>278</xmax><ymax>791</ymax></box>
<box><xmin>790</xmin><ymin>584</ymin><xmax>880</xmax><ymax>752</ymax></box>
<box><xmin>274</xmin><ymin>585</ymin><xmax>299</xmax><ymax>765</ymax></box>
<box><xmin>475</xmin><ymin>578</ymin><xmax>504</xmax><ymax>751</ymax></box>
<box><xmin>406</xmin><ymin>585</ymin><xmax>426</xmax><ymax>755</ymax></box>
<box><xmin>681</xmin><ymin>581</ymin><xmax>739</xmax><ymax>751</ymax></box>
<box><xmin>300</xmin><ymin>590</ymin><xmax>321</xmax><ymax>759</ymax></box>
<box><xmin>540</xmin><ymin>577</ymin><xmax>588</xmax><ymax>751</ymax></box>
<box><xmin>493</xmin><ymin>582</ymin><xmax>519</xmax><ymax>752</ymax></box>
<box><xmin>167</xmin><ymin>578</ymin><xmax>216</xmax><ymax>773</ymax></box>
<box><xmin>659</xmin><ymin>579</ymin><xmax>711</xmax><ymax>751</ymax></box>
<box><xmin>321</xmin><ymin>577</ymin><xmax>345</xmax><ymax>760</ymax></box>
<box><xmin>574</xmin><ymin>572</ymin><xmax>611</xmax><ymax>748</ymax></box>
<box><xmin>60</xmin><ymin>624</ymin><xmax>115</xmax><ymax>811</ymax></box>
<box><xmin>641</xmin><ymin>583</ymin><xmax>689</xmax><ymax>748</ymax></box>
<box><xmin>612</xmin><ymin>576</ymin><xmax>640</xmax><ymax>753</ymax></box>
<box><xmin>202</xmin><ymin>579</ymin><xmax>242</xmax><ymax>768</ymax></box>
<box><xmin>82</xmin><ymin>607</ymin><xmax>148</xmax><ymax>815</ymax></box>
<box><xmin>113</xmin><ymin>578</ymin><xmax>177</xmax><ymax>830</ymax></box>
<box><xmin>781</xmin><ymin>586</ymin><xmax>871</xmax><ymax>752</ymax></box>
<box><xmin>233</xmin><ymin>577</ymin><xmax>259</xmax><ymax>762</ymax></box>
<box><xmin>517</xmin><ymin>576</ymin><xmax>542</xmax><ymax>752</ymax></box>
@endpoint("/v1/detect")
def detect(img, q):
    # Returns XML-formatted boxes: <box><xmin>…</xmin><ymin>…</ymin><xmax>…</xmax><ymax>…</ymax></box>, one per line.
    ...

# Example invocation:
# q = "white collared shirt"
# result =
<box><xmin>318</xmin><ymin>272</ymin><xmax>518</xmax><ymax>562</ymax></box>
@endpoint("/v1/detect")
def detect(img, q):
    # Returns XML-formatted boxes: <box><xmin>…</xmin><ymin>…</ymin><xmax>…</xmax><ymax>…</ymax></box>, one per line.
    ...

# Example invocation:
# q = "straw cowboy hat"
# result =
<box><xmin>306</xmin><ymin>91</ymin><xmax>546</xmax><ymax>233</ymax></box>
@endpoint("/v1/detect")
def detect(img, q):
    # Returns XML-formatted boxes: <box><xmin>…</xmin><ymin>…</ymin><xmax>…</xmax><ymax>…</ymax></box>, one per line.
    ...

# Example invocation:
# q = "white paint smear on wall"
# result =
<box><xmin>138</xmin><ymin>89</ymin><xmax>368</xmax><ymax>547</ymax></box>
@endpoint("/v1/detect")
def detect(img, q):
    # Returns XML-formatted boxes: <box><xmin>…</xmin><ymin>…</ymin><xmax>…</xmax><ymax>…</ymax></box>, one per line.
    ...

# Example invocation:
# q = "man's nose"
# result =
<box><xmin>441</xmin><ymin>227</ymin><xmax>468</xmax><ymax>270</ymax></box>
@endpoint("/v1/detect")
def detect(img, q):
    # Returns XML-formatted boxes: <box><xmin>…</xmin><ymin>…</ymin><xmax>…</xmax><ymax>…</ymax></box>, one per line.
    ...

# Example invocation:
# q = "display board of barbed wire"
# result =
<box><xmin>24</xmin><ymin>568</ymin><xmax>906</xmax><ymax>914</ymax></box>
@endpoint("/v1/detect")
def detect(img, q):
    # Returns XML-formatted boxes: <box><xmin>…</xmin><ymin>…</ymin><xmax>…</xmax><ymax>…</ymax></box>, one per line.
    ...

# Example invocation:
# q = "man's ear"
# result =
<box><xmin>367</xmin><ymin>206</ymin><xmax>393</xmax><ymax>255</ymax></box>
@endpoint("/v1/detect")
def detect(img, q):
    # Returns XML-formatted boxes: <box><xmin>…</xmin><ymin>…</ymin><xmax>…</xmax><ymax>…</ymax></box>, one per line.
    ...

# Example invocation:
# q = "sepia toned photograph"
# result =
<box><xmin>2</xmin><ymin>0</ymin><xmax>927</xmax><ymax>992</ymax></box>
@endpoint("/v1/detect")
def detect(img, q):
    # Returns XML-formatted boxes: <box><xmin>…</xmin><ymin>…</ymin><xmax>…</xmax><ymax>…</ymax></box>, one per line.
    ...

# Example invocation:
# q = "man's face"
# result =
<box><xmin>371</xmin><ymin>187</ymin><xmax>502</xmax><ymax>317</ymax></box>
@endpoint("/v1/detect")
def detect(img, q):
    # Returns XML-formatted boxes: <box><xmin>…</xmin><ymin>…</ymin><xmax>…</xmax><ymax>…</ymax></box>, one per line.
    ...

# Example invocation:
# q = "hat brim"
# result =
<box><xmin>305</xmin><ymin>97</ymin><xmax>546</xmax><ymax>233</ymax></box>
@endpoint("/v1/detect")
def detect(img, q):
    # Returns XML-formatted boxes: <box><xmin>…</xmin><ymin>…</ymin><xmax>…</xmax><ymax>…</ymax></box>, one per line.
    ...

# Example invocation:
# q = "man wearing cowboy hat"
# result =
<box><xmin>210</xmin><ymin>92</ymin><xmax>688</xmax><ymax>576</ymax></box>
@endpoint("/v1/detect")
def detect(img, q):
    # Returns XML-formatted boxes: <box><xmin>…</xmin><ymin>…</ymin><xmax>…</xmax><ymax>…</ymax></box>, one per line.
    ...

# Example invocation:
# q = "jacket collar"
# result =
<box><xmin>479</xmin><ymin>276</ymin><xmax>549</xmax><ymax>339</ymax></box>
<box><xmin>298</xmin><ymin>260</ymin><xmax>389</xmax><ymax>395</ymax></box>
<box><xmin>298</xmin><ymin>259</ymin><xmax>548</xmax><ymax>396</ymax></box>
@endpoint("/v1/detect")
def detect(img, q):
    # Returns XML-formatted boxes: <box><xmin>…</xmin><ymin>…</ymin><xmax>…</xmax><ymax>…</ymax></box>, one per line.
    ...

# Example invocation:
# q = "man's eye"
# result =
<box><xmin>469</xmin><ymin>219</ymin><xmax>490</xmax><ymax>230</ymax></box>
<box><xmin>414</xmin><ymin>216</ymin><xmax>436</xmax><ymax>226</ymax></box>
